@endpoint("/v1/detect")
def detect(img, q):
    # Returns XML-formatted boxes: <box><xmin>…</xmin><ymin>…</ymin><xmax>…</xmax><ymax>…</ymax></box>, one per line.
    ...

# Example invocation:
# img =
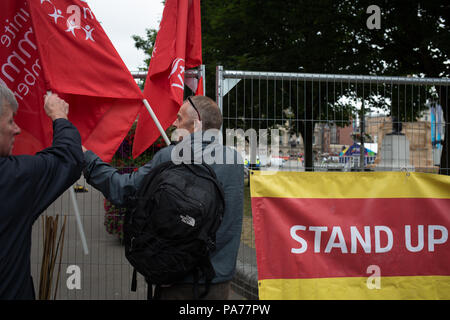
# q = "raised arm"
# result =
<box><xmin>82</xmin><ymin>150</ymin><xmax>154</xmax><ymax>207</ymax></box>
<box><xmin>27</xmin><ymin>93</ymin><xmax>84</xmax><ymax>220</ymax></box>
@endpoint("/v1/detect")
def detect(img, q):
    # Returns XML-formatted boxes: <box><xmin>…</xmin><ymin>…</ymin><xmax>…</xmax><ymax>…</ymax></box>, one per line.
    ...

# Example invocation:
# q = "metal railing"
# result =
<box><xmin>216</xmin><ymin>66</ymin><xmax>449</xmax><ymax>299</ymax></box>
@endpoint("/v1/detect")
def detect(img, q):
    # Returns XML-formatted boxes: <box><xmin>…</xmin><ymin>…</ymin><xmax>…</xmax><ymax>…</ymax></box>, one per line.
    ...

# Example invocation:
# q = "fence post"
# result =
<box><xmin>216</xmin><ymin>65</ymin><xmax>224</xmax><ymax>134</ymax></box>
<box><xmin>360</xmin><ymin>100</ymin><xmax>366</xmax><ymax>171</ymax></box>
<box><xmin>199</xmin><ymin>64</ymin><xmax>206</xmax><ymax>95</ymax></box>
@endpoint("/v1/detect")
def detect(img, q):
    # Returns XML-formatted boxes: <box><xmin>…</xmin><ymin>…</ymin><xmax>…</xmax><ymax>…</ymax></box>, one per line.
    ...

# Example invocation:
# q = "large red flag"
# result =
<box><xmin>132</xmin><ymin>0</ymin><xmax>202</xmax><ymax>158</ymax></box>
<box><xmin>1</xmin><ymin>0</ymin><xmax>144</xmax><ymax>162</ymax></box>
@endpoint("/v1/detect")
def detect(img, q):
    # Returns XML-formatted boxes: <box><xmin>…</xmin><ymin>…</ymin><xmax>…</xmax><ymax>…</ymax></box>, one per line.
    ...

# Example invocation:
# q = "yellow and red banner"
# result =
<box><xmin>250</xmin><ymin>171</ymin><xmax>450</xmax><ymax>299</ymax></box>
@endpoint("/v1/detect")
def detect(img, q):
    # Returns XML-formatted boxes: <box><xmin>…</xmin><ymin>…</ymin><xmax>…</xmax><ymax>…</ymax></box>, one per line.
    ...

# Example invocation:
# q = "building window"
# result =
<box><xmin>330</xmin><ymin>125</ymin><xmax>339</xmax><ymax>144</ymax></box>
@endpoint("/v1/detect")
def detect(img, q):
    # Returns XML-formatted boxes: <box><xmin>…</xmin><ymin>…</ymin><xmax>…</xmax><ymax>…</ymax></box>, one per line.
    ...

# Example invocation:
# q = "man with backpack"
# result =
<box><xmin>82</xmin><ymin>96</ymin><xmax>244</xmax><ymax>299</ymax></box>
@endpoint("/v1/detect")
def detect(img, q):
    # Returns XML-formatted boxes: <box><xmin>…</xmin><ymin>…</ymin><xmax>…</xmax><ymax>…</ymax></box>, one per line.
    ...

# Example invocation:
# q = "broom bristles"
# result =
<box><xmin>38</xmin><ymin>214</ymin><xmax>67</xmax><ymax>300</ymax></box>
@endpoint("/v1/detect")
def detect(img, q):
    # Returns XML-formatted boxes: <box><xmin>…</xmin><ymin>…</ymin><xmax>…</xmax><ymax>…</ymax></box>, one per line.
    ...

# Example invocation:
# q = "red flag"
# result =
<box><xmin>195</xmin><ymin>76</ymin><xmax>204</xmax><ymax>96</ymax></box>
<box><xmin>186</xmin><ymin>74</ymin><xmax>204</xmax><ymax>96</ymax></box>
<box><xmin>132</xmin><ymin>0</ymin><xmax>202</xmax><ymax>158</ymax></box>
<box><xmin>1</xmin><ymin>0</ymin><xmax>144</xmax><ymax>162</ymax></box>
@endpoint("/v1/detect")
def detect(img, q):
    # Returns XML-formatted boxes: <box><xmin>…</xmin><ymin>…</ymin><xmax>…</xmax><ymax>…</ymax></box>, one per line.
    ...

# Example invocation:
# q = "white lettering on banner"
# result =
<box><xmin>290</xmin><ymin>225</ymin><xmax>448</xmax><ymax>254</ymax></box>
<box><xmin>1</xmin><ymin>8</ymin><xmax>30</xmax><ymax>48</ymax></box>
<box><xmin>324</xmin><ymin>226</ymin><xmax>348</xmax><ymax>253</ymax></box>
<box><xmin>308</xmin><ymin>226</ymin><xmax>327</xmax><ymax>253</ymax></box>
<box><xmin>405</xmin><ymin>225</ymin><xmax>424</xmax><ymax>252</ymax></box>
<box><xmin>428</xmin><ymin>225</ymin><xmax>448</xmax><ymax>252</ymax></box>
<box><xmin>0</xmin><ymin>6</ymin><xmax>42</xmax><ymax>104</ymax></box>
<box><xmin>374</xmin><ymin>226</ymin><xmax>393</xmax><ymax>253</ymax></box>
<box><xmin>290</xmin><ymin>226</ymin><xmax>307</xmax><ymax>254</ymax></box>
<box><xmin>350</xmin><ymin>226</ymin><xmax>371</xmax><ymax>253</ymax></box>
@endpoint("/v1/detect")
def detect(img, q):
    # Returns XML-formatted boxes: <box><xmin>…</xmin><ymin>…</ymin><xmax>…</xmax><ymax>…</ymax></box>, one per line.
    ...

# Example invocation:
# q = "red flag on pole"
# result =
<box><xmin>1</xmin><ymin>0</ymin><xmax>144</xmax><ymax>162</ymax></box>
<box><xmin>196</xmin><ymin>76</ymin><xmax>204</xmax><ymax>96</ymax></box>
<box><xmin>132</xmin><ymin>0</ymin><xmax>202</xmax><ymax>159</ymax></box>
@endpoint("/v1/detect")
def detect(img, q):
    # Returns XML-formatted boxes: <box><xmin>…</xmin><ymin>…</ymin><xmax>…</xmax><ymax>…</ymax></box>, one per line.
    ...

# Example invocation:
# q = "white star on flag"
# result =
<box><xmin>48</xmin><ymin>8</ymin><xmax>64</xmax><ymax>24</ymax></box>
<box><xmin>65</xmin><ymin>20</ymin><xmax>79</xmax><ymax>37</ymax></box>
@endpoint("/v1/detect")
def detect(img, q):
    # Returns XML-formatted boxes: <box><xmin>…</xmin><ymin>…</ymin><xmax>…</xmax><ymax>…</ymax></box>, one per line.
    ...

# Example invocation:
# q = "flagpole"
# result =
<box><xmin>47</xmin><ymin>91</ymin><xmax>89</xmax><ymax>255</ymax></box>
<box><xmin>69</xmin><ymin>187</ymin><xmax>89</xmax><ymax>255</ymax></box>
<box><xmin>142</xmin><ymin>99</ymin><xmax>172</xmax><ymax>146</ymax></box>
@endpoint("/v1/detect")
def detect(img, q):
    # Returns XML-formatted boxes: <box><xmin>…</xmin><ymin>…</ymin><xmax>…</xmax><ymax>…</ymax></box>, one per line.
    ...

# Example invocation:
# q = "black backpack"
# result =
<box><xmin>123</xmin><ymin>161</ymin><xmax>225</xmax><ymax>299</ymax></box>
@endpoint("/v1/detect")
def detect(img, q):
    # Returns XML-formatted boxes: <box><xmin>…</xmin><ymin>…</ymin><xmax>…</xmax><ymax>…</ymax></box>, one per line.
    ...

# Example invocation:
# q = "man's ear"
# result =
<box><xmin>193</xmin><ymin>119</ymin><xmax>203</xmax><ymax>132</ymax></box>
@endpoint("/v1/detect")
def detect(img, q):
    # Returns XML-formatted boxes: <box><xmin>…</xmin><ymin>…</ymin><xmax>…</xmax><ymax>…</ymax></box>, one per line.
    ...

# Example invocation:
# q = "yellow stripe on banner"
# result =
<box><xmin>250</xmin><ymin>171</ymin><xmax>450</xmax><ymax>199</ymax></box>
<box><xmin>258</xmin><ymin>276</ymin><xmax>450</xmax><ymax>300</ymax></box>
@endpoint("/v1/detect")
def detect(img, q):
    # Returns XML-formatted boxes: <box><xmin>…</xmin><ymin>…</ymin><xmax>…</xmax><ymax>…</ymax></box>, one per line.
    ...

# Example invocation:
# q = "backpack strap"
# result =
<box><xmin>199</xmin><ymin>256</ymin><xmax>215</xmax><ymax>299</ymax></box>
<box><xmin>131</xmin><ymin>269</ymin><xmax>159</xmax><ymax>300</ymax></box>
<box><xmin>131</xmin><ymin>268</ymin><xmax>137</xmax><ymax>292</ymax></box>
<box><xmin>153</xmin><ymin>284</ymin><xmax>162</xmax><ymax>300</ymax></box>
<box><xmin>193</xmin><ymin>269</ymin><xmax>200</xmax><ymax>300</ymax></box>
<box><xmin>192</xmin><ymin>256</ymin><xmax>216</xmax><ymax>299</ymax></box>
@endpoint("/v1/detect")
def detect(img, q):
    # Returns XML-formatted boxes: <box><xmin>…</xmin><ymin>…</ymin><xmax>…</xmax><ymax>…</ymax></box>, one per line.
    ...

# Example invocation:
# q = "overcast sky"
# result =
<box><xmin>88</xmin><ymin>0</ymin><xmax>164</xmax><ymax>72</ymax></box>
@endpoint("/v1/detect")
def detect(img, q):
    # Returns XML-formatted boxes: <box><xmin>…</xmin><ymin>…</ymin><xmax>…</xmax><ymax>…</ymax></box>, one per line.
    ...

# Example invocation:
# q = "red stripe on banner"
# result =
<box><xmin>252</xmin><ymin>197</ymin><xmax>450</xmax><ymax>280</ymax></box>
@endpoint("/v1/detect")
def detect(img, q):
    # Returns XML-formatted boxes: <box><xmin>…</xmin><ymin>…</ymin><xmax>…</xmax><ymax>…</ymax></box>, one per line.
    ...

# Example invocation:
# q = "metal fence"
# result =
<box><xmin>30</xmin><ymin>66</ymin><xmax>449</xmax><ymax>300</ymax></box>
<box><xmin>216</xmin><ymin>67</ymin><xmax>450</xmax><ymax>299</ymax></box>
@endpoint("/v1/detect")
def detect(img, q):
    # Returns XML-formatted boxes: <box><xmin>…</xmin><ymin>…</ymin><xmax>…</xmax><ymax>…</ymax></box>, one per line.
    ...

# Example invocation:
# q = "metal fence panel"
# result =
<box><xmin>216</xmin><ymin>67</ymin><xmax>449</xmax><ymax>299</ymax></box>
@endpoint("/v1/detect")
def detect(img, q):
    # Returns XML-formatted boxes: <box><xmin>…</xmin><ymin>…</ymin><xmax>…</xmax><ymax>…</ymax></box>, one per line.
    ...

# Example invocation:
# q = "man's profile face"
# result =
<box><xmin>0</xmin><ymin>103</ymin><xmax>21</xmax><ymax>157</ymax></box>
<box><xmin>173</xmin><ymin>102</ymin><xmax>195</xmax><ymax>134</ymax></box>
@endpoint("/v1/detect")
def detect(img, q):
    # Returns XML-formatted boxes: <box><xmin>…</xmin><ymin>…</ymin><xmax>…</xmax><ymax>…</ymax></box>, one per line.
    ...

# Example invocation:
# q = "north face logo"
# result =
<box><xmin>180</xmin><ymin>214</ymin><xmax>196</xmax><ymax>227</ymax></box>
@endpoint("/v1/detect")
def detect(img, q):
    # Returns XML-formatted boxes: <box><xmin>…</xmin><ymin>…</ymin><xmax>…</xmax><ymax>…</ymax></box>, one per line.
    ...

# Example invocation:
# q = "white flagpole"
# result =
<box><xmin>135</xmin><ymin>66</ymin><xmax>206</xmax><ymax>148</ymax></box>
<box><xmin>69</xmin><ymin>187</ymin><xmax>89</xmax><ymax>255</ymax></box>
<box><xmin>142</xmin><ymin>98</ymin><xmax>172</xmax><ymax>146</ymax></box>
<box><xmin>47</xmin><ymin>91</ymin><xmax>89</xmax><ymax>255</ymax></box>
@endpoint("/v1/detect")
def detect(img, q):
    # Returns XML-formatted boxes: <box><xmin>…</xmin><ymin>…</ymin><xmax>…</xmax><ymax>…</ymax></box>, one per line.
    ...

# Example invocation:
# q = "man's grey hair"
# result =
<box><xmin>188</xmin><ymin>95</ymin><xmax>222</xmax><ymax>131</ymax></box>
<box><xmin>0</xmin><ymin>83</ymin><xmax>19</xmax><ymax>116</ymax></box>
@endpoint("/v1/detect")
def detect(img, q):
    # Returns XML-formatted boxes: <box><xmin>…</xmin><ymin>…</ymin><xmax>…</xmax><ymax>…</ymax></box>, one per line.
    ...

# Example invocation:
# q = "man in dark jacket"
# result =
<box><xmin>83</xmin><ymin>96</ymin><xmax>244</xmax><ymax>299</ymax></box>
<box><xmin>0</xmin><ymin>85</ymin><xmax>84</xmax><ymax>299</ymax></box>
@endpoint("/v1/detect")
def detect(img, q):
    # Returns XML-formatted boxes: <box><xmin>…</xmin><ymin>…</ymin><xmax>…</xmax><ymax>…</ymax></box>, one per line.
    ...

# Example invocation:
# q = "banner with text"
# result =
<box><xmin>250</xmin><ymin>171</ymin><xmax>450</xmax><ymax>299</ymax></box>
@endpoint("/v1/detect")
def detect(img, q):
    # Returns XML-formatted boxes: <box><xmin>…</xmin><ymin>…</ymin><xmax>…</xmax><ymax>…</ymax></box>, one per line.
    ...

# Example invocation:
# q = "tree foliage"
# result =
<box><xmin>201</xmin><ymin>0</ymin><xmax>450</xmax><ymax>171</ymax></box>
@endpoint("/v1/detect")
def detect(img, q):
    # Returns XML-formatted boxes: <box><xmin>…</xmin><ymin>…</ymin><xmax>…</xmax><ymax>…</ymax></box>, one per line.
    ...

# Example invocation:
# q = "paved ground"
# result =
<box><xmin>30</xmin><ymin>177</ymin><xmax>247</xmax><ymax>300</ymax></box>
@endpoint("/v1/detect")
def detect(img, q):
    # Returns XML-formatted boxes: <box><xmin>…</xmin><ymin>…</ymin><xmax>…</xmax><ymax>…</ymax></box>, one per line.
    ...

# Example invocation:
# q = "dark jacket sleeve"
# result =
<box><xmin>27</xmin><ymin>119</ymin><xmax>84</xmax><ymax>220</ymax></box>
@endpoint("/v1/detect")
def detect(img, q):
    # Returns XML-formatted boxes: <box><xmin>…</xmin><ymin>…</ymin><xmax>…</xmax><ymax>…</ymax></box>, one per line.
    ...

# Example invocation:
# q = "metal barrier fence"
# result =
<box><xmin>30</xmin><ymin>66</ymin><xmax>449</xmax><ymax>300</ymax></box>
<box><xmin>216</xmin><ymin>67</ymin><xmax>450</xmax><ymax>299</ymax></box>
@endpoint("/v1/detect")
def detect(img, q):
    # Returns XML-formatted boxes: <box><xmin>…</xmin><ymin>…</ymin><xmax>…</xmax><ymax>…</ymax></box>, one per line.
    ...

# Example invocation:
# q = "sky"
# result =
<box><xmin>88</xmin><ymin>0</ymin><xmax>164</xmax><ymax>72</ymax></box>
